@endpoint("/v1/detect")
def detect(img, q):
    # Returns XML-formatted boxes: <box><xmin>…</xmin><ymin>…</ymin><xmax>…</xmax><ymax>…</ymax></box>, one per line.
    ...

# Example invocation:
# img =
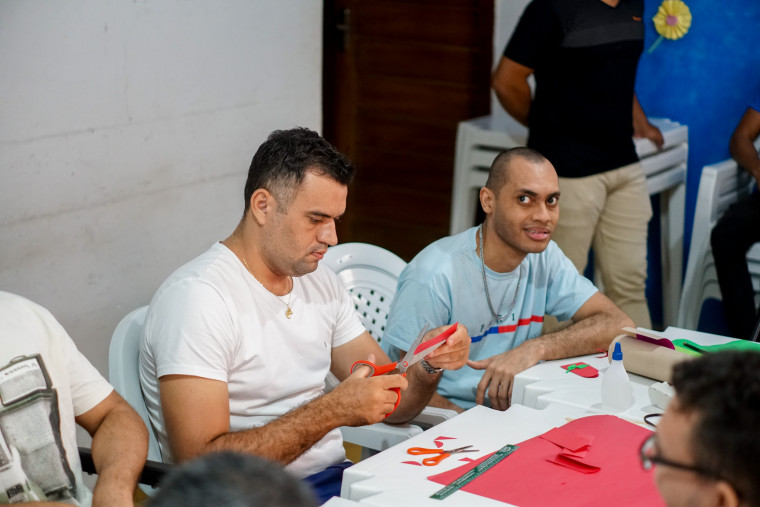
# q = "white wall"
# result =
<box><xmin>491</xmin><ymin>0</ymin><xmax>531</xmax><ymax>132</ymax></box>
<box><xmin>0</xmin><ymin>1</ymin><xmax>322</xmax><ymax>378</ymax></box>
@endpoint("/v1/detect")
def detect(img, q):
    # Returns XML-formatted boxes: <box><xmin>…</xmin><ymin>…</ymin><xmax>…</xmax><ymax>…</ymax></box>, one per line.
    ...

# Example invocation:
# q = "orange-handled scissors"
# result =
<box><xmin>350</xmin><ymin>323</ymin><xmax>459</xmax><ymax>416</ymax></box>
<box><xmin>407</xmin><ymin>445</ymin><xmax>479</xmax><ymax>466</ymax></box>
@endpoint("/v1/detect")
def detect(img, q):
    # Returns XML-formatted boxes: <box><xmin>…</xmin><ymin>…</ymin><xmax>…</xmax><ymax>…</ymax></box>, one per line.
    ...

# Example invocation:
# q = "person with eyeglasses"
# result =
<box><xmin>639</xmin><ymin>350</ymin><xmax>759</xmax><ymax>507</ymax></box>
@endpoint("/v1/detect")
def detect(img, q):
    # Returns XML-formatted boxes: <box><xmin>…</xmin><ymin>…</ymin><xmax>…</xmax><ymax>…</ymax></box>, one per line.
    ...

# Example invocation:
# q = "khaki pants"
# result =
<box><xmin>551</xmin><ymin>162</ymin><xmax>652</xmax><ymax>328</ymax></box>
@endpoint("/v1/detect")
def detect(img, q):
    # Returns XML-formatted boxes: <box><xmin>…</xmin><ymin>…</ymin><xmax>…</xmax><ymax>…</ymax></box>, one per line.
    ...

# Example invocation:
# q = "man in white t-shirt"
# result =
<box><xmin>139</xmin><ymin>128</ymin><xmax>470</xmax><ymax>503</ymax></box>
<box><xmin>0</xmin><ymin>291</ymin><xmax>147</xmax><ymax>507</ymax></box>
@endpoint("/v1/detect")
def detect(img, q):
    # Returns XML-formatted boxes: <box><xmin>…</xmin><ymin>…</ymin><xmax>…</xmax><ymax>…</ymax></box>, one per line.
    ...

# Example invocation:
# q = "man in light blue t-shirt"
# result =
<box><xmin>382</xmin><ymin>147</ymin><xmax>634</xmax><ymax>412</ymax></box>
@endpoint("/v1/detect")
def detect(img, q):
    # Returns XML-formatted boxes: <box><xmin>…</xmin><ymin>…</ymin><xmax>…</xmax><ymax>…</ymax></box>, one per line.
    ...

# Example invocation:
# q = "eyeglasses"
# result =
<box><xmin>639</xmin><ymin>434</ymin><xmax>717</xmax><ymax>478</ymax></box>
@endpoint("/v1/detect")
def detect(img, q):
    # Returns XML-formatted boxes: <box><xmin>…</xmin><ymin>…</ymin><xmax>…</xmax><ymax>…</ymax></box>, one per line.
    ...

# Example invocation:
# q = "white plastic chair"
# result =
<box><xmin>677</xmin><ymin>159</ymin><xmax>760</xmax><ymax>331</ymax></box>
<box><xmin>109</xmin><ymin>305</ymin><xmax>167</xmax><ymax>491</ymax></box>
<box><xmin>323</xmin><ymin>243</ymin><xmax>457</xmax><ymax>442</ymax></box>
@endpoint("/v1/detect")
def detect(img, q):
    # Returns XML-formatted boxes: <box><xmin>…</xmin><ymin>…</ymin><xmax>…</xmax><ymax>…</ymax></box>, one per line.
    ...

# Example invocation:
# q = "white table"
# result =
<box><xmin>511</xmin><ymin>326</ymin><xmax>735</xmax><ymax>423</ymax></box>
<box><xmin>341</xmin><ymin>404</ymin><xmax>594</xmax><ymax>506</ymax></box>
<box><xmin>450</xmin><ymin>115</ymin><xmax>688</xmax><ymax>326</ymax></box>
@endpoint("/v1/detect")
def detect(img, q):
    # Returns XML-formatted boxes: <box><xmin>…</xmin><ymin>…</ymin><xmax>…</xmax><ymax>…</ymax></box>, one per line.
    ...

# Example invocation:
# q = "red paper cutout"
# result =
<box><xmin>539</xmin><ymin>426</ymin><xmax>594</xmax><ymax>452</ymax></box>
<box><xmin>547</xmin><ymin>453</ymin><xmax>600</xmax><ymax>474</ymax></box>
<box><xmin>402</xmin><ymin>461</ymin><xmax>422</xmax><ymax>466</ymax></box>
<box><xmin>626</xmin><ymin>328</ymin><xmax>675</xmax><ymax>350</ymax></box>
<box><xmin>434</xmin><ymin>436</ymin><xmax>455</xmax><ymax>448</ymax></box>
<box><xmin>561</xmin><ymin>362</ymin><xmax>599</xmax><ymax>378</ymax></box>
<box><xmin>429</xmin><ymin>415</ymin><xmax>665</xmax><ymax>507</ymax></box>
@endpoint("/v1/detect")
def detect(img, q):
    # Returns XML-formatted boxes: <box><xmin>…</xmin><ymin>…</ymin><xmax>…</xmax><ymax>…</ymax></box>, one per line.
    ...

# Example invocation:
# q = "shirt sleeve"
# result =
<box><xmin>382</xmin><ymin>272</ymin><xmax>452</xmax><ymax>360</ymax></box>
<box><xmin>146</xmin><ymin>279</ymin><xmax>236</xmax><ymax>383</ymax></box>
<box><xmin>503</xmin><ymin>0</ymin><xmax>563</xmax><ymax>69</ymax></box>
<box><xmin>47</xmin><ymin>307</ymin><xmax>113</xmax><ymax>416</ymax></box>
<box><xmin>544</xmin><ymin>242</ymin><xmax>598</xmax><ymax>321</ymax></box>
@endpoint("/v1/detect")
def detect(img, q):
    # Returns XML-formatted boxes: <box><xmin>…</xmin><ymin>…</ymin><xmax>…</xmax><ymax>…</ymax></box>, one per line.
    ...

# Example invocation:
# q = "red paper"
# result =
<box><xmin>539</xmin><ymin>426</ymin><xmax>594</xmax><ymax>452</ymax></box>
<box><xmin>429</xmin><ymin>415</ymin><xmax>665</xmax><ymax>507</ymax></box>
<box><xmin>624</xmin><ymin>327</ymin><xmax>675</xmax><ymax>350</ymax></box>
<box><xmin>546</xmin><ymin>453</ymin><xmax>600</xmax><ymax>474</ymax></box>
<box><xmin>561</xmin><ymin>362</ymin><xmax>599</xmax><ymax>378</ymax></box>
<box><xmin>414</xmin><ymin>323</ymin><xmax>458</xmax><ymax>354</ymax></box>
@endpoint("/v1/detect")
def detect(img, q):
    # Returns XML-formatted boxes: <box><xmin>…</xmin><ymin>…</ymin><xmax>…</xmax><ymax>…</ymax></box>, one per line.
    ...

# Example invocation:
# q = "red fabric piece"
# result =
<box><xmin>561</xmin><ymin>362</ymin><xmax>599</xmax><ymax>378</ymax></box>
<box><xmin>429</xmin><ymin>415</ymin><xmax>665</xmax><ymax>507</ymax></box>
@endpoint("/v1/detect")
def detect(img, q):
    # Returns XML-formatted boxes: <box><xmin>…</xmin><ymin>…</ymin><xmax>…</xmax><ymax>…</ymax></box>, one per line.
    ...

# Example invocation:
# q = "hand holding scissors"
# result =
<box><xmin>407</xmin><ymin>445</ymin><xmax>479</xmax><ymax>466</ymax></box>
<box><xmin>350</xmin><ymin>323</ymin><xmax>459</xmax><ymax>416</ymax></box>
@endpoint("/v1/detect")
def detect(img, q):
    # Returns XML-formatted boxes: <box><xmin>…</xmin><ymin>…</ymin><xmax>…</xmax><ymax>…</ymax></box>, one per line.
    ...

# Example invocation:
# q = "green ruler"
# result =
<box><xmin>430</xmin><ymin>444</ymin><xmax>519</xmax><ymax>500</ymax></box>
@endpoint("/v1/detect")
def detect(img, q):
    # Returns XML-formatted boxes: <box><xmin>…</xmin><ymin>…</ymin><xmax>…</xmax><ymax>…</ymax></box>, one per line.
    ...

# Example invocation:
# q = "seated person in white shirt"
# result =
<box><xmin>0</xmin><ymin>291</ymin><xmax>147</xmax><ymax>507</ymax></box>
<box><xmin>641</xmin><ymin>350</ymin><xmax>759</xmax><ymax>507</ymax></box>
<box><xmin>139</xmin><ymin>128</ymin><xmax>470</xmax><ymax>503</ymax></box>
<box><xmin>382</xmin><ymin>147</ymin><xmax>633</xmax><ymax>413</ymax></box>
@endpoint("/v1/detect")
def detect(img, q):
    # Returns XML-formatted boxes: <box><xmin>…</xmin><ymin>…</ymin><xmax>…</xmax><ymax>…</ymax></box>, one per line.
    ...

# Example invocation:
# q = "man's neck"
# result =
<box><xmin>599</xmin><ymin>0</ymin><xmax>621</xmax><ymax>7</ymax></box>
<box><xmin>223</xmin><ymin>224</ymin><xmax>292</xmax><ymax>296</ymax></box>
<box><xmin>477</xmin><ymin>222</ymin><xmax>525</xmax><ymax>274</ymax></box>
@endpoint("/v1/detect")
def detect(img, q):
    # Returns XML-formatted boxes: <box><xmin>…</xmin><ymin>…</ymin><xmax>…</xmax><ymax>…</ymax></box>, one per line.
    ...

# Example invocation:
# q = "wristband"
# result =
<box><xmin>420</xmin><ymin>359</ymin><xmax>443</xmax><ymax>374</ymax></box>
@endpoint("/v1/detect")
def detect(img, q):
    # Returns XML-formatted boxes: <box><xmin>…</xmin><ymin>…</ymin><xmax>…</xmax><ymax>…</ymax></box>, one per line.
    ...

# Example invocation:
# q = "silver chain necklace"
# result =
<box><xmin>478</xmin><ymin>224</ymin><xmax>522</xmax><ymax>324</ymax></box>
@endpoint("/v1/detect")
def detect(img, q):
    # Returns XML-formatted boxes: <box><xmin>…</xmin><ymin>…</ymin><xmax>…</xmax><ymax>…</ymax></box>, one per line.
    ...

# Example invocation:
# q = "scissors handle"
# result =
<box><xmin>407</xmin><ymin>447</ymin><xmax>442</xmax><ymax>456</ymax></box>
<box><xmin>422</xmin><ymin>453</ymin><xmax>450</xmax><ymax>466</ymax></box>
<box><xmin>350</xmin><ymin>360</ymin><xmax>403</xmax><ymax>418</ymax></box>
<box><xmin>350</xmin><ymin>360</ymin><xmax>398</xmax><ymax>377</ymax></box>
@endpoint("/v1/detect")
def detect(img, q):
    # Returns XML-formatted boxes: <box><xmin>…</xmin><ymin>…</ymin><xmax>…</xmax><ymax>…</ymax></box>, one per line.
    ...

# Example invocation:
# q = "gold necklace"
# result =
<box><xmin>234</xmin><ymin>235</ymin><xmax>294</xmax><ymax>319</ymax></box>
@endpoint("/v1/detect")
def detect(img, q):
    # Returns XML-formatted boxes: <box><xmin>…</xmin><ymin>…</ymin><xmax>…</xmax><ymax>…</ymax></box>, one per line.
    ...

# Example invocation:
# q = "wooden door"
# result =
<box><xmin>323</xmin><ymin>0</ymin><xmax>493</xmax><ymax>261</ymax></box>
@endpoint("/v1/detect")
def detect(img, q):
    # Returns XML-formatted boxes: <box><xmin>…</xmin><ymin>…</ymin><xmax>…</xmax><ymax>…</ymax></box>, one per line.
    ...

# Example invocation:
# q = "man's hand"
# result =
<box><xmin>467</xmin><ymin>342</ymin><xmax>541</xmax><ymax>411</ymax></box>
<box><xmin>329</xmin><ymin>357</ymin><xmax>409</xmax><ymax>426</ymax></box>
<box><xmin>422</xmin><ymin>323</ymin><xmax>471</xmax><ymax>371</ymax></box>
<box><xmin>634</xmin><ymin>121</ymin><xmax>664</xmax><ymax>149</ymax></box>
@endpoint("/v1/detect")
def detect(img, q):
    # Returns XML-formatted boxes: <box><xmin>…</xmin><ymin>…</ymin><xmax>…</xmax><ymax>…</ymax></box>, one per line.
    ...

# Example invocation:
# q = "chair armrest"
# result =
<box><xmin>78</xmin><ymin>446</ymin><xmax>172</xmax><ymax>488</ymax></box>
<box><xmin>410</xmin><ymin>406</ymin><xmax>458</xmax><ymax>430</ymax></box>
<box><xmin>339</xmin><ymin>422</ymin><xmax>423</xmax><ymax>452</ymax></box>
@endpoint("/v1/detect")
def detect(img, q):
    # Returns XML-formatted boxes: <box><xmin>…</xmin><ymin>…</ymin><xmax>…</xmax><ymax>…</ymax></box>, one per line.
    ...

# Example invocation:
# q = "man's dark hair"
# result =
<box><xmin>485</xmin><ymin>147</ymin><xmax>549</xmax><ymax>196</ymax></box>
<box><xmin>243</xmin><ymin>127</ymin><xmax>355</xmax><ymax>213</ymax></box>
<box><xmin>147</xmin><ymin>452</ymin><xmax>317</xmax><ymax>507</ymax></box>
<box><xmin>671</xmin><ymin>350</ymin><xmax>760</xmax><ymax>505</ymax></box>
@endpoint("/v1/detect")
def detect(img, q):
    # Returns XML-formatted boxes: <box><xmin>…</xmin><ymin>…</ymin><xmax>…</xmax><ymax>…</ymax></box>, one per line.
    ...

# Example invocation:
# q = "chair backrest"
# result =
<box><xmin>322</xmin><ymin>242</ymin><xmax>407</xmax><ymax>343</ymax></box>
<box><xmin>108</xmin><ymin>306</ymin><xmax>163</xmax><ymax>463</ymax></box>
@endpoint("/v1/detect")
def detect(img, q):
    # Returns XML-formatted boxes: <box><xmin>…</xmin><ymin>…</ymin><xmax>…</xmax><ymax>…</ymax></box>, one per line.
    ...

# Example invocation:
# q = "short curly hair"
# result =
<box><xmin>243</xmin><ymin>127</ymin><xmax>354</xmax><ymax>214</ymax></box>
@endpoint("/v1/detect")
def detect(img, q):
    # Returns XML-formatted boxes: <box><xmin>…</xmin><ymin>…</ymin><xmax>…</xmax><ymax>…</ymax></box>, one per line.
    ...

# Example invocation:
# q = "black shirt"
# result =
<box><xmin>504</xmin><ymin>0</ymin><xmax>644</xmax><ymax>178</ymax></box>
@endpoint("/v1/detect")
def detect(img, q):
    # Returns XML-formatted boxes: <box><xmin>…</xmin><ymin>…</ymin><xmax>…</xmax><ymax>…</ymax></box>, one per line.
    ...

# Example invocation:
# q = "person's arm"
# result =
<box><xmin>75</xmin><ymin>391</ymin><xmax>149</xmax><ymax>507</ymax></box>
<box><xmin>467</xmin><ymin>292</ymin><xmax>633</xmax><ymax>411</ymax></box>
<box><xmin>331</xmin><ymin>326</ymin><xmax>470</xmax><ymax>424</ymax></box>
<box><xmin>427</xmin><ymin>392</ymin><xmax>466</xmax><ymax>414</ymax></box>
<box><xmin>159</xmin><ymin>362</ymin><xmax>406</xmax><ymax>465</ymax></box>
<box><xmin>632</xmin><ymin>94</ymin><xmax>664</xmax><ymax>149</ymax></box>
<box><xmin>729</xmin><ymin>106</ymin><xmax>760</xmax><ymax>187</ymax></box>
<box><xmin>491</xmin><ymin>57</ymin><xmax>534</xmax><ymax>127</ymax></box>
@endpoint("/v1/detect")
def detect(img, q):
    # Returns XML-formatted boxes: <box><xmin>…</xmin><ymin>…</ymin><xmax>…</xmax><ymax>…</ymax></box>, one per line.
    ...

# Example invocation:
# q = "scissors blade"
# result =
<box><xmin>394</xmin><ymin>323</ymin><xmax>430</xmax><ymax>375</ymax></box>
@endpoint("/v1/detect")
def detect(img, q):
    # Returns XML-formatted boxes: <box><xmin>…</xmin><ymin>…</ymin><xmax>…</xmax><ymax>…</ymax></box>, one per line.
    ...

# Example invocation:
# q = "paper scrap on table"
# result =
<box><xmin>561</xmin><ymin>362</ymin><xmax>599</xmax><ymax>378</ymax></box>
<box><xmin>539</xmin><ymin>425</ymin><xmax>594</xmax><ymax>452</ymax></box>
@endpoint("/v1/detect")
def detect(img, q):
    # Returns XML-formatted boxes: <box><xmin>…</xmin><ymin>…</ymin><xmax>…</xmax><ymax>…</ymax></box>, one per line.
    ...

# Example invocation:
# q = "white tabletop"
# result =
<box><xmin>341</xmin><ymin>404</ymin><xmax>594</xmax><ymax>505</ymax></box>
<box><xmin>511</xmin><ymin>327</ymin><xmax>735</xmax><ymax>423</ymax></box>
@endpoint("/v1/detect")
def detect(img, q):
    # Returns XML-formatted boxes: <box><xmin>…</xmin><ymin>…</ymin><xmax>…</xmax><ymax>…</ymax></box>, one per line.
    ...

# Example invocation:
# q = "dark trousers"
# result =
<box><xmin>710</xmin><ymin>191</ymin><xmax>760</xmax><ymax>339</ymax></box>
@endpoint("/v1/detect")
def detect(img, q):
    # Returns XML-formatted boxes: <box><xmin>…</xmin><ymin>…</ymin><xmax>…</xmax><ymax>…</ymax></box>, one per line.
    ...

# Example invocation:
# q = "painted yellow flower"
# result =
<box><xmin>653</xmin><ymin>0</ymin><xmax>692</xmax><ymax>40</ymax></box>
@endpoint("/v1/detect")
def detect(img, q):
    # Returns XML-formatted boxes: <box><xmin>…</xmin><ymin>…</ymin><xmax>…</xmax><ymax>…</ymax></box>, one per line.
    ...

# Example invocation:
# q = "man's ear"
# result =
<box><xmin>714</xmin><ymin>480</ymin><xmax>740</xmax><ymax>507</ymax></box>
<box><xmin>480</xmin><ymin>187</ymin><xmax>495</xmax><ymax>215</ymax></box>
<box><xmin>250</xmin><ymin>189</ymin><xmax>273</xmax><ymax>225</ymax></box>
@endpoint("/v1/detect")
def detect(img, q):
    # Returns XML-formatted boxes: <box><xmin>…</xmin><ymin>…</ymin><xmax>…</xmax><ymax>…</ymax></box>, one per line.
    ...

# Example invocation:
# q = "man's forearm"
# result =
<box><xmin>494</xmin><ymin>81</ymin><xmax>531</xmax><ymax>127</ymax></box>
<box><xmin>522</xmin><ymin>311</ymin><xmax>630</xmax><ymax>362</ymax></box>
<box><xmin>427</xmin><ymin>392</ymin><xmax>465</xmax><ymax>414</ymax></box>
<box><xmin>90</xmin><ymin>405</ymin><xmax>148</xmax><ymax>507</ymax></box>
<box><xmin>384</xmin><ymin>363</ymin><xmax>438</xmax><ymax>423</ymax></box>
<box><xmin>206</xmin><ymin>392</ymin><xmax>354</xmax><ymax>465</ymax></box>
<box><xmin>730</xmin><ymin>109</ymin><xmax>760</xmax><ymax>182</ymax></box>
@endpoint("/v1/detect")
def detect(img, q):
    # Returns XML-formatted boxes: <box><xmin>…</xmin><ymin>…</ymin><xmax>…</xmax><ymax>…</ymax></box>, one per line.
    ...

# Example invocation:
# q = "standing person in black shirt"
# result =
<box><xmin>492</xmin><ymin>0</ymin><xmax>663</xmax><ymax>328</ymax></box>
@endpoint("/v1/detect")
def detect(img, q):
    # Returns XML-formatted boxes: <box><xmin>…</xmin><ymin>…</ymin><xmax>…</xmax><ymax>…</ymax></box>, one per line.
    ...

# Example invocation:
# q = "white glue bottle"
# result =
<box><xmin>601</xmin><ymin>341</ymin><xmax>633</xmax><ymax>412</ymax></box>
